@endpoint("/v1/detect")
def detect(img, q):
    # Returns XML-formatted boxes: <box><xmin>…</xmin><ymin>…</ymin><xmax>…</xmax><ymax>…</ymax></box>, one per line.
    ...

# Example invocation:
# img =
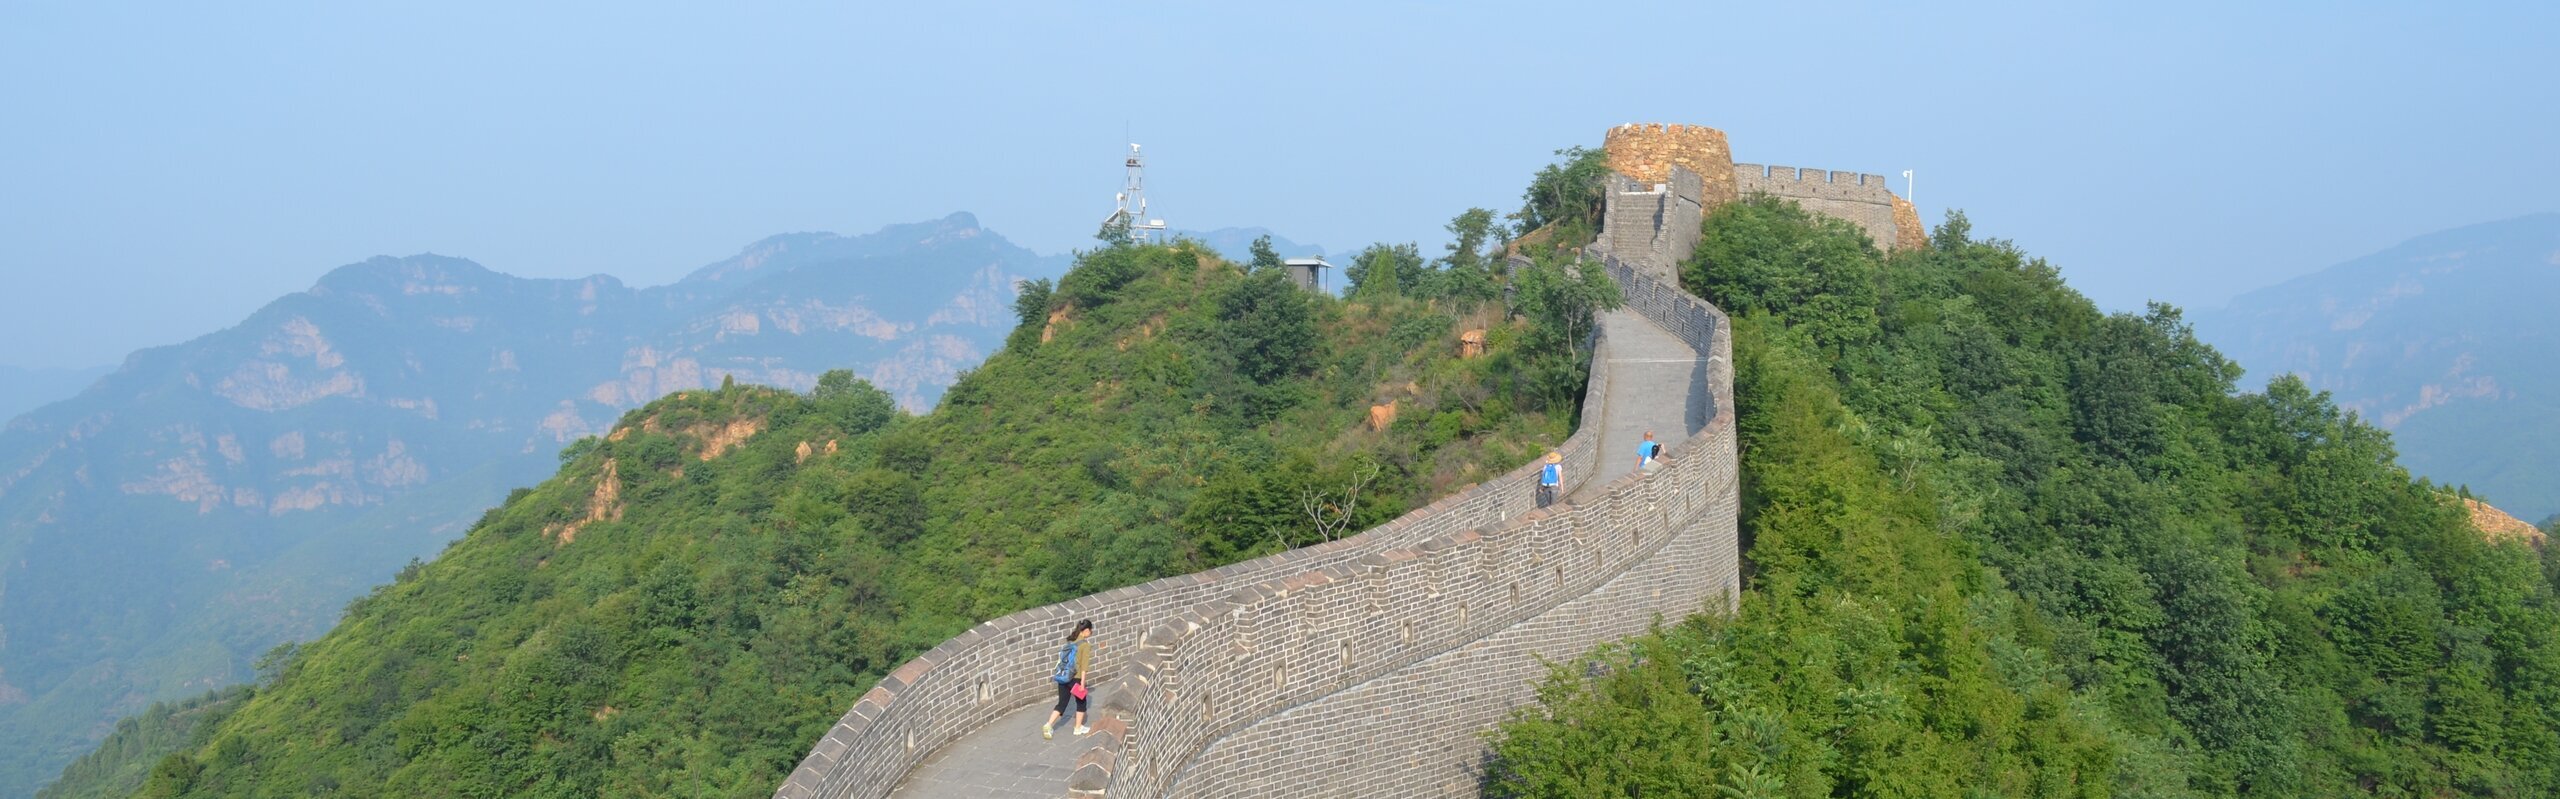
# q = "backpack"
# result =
<box><xmin>1051</xmin><ymin>642</ymin><xmax>1078</xmax><ymax>684</ymax></box>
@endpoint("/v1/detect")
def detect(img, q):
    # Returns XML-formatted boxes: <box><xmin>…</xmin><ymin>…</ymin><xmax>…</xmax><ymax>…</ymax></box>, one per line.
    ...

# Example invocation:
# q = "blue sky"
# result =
<box><xmin>2</xmin><ymin>1</ymin><xmax>2553</xmax><ymax>369</ymax></box>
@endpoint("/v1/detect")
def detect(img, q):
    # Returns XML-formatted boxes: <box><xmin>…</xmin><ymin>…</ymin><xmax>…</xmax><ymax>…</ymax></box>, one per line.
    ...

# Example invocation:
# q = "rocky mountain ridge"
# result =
<box><xmin>0</xmin><ymin>212</ymin><xmax>1063</xmax><ymax>797</ymax></box>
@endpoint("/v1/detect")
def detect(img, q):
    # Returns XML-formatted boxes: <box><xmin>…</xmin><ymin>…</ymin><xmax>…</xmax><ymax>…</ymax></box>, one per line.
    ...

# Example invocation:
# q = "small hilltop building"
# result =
<box><xmin>1282</xmin><ymin>257</ymin><xmax>1332</xmax><ymax>292</ymax></box>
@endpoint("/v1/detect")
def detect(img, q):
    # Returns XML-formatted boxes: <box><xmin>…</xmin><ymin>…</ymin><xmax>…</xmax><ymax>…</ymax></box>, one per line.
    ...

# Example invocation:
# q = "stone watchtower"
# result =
<box><xmin>1602</xmin><ymin>122</ymin><xmax>1740</xmax><ymax>204</ymax></box>
<box><xmin>1595</xmin><ymin>123</ymin><xmax>1736</xmax><ymax>282</ymax></box>
<box><xmin>1595</xmin><ymin>122</ymin><xmax>1924</xmax><ymax>279</ymax></box>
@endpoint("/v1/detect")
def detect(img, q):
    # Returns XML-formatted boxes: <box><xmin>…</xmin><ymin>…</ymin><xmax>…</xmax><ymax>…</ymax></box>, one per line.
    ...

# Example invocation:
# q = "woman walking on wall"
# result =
<box><xmin>1537</xmin><ymin>451</ymin><xmax>1563</xmax><ymax>508</ymax></box>
<box><xmin>1042</xmin><ymin>620</ymin><xmax>1096</xmax><ymax>739</ymax></box>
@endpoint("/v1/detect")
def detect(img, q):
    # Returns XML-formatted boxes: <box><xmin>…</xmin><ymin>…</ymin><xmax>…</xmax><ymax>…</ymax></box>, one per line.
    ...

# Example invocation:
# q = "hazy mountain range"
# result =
<box><xmin>1177</xmin><ymin>227</ymin><xmax>1333</xmax><ymax>266</ymax></box>
<box><xmin>2196</xmin><ymin>212</ymin><xmax>2560</xmax><ymax>524</ymax></box>
<box><xmin>0</xmin><ymin>212</ymin><xmax>1064</xmax><ymax>796</ymax></box>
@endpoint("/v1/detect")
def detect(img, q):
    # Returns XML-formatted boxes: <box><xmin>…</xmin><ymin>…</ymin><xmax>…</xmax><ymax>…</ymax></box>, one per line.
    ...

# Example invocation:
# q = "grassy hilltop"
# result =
<box><xmin>57</xmin><ymin>229</ymin><xmax>1606</xmax><ymax>798</ymax></box>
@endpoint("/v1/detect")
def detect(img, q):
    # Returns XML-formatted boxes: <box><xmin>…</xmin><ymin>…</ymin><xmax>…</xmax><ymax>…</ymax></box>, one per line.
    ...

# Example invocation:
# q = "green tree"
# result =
<box><xmin>1511</xmin><ymin>252</ymin><xmax>1617</xmax><ymax>361</ymax></box>
<box><xmin>1443</xmin><ymin>207</ymin><xmax>1498</xmax><ymax>272</ymax></box>
<box><xmin>1345</xmin><ymin>242</ymin><xmax>1426</xmax><ymax>299</ymax></box>
<box><xmin>1013</xmin><ymin>276</ymin><xmax>1054</xmax><ymax>328</ymax></box>
<box><xmin>1682</xmin><ymin>196</ymin><xmax>1881</xmax><ymax>354</ymax></box>
<box><xmin>1248</xmin><ymin>234</ymin><xmax>1284</xmax><ymax>275</ymax></box>
<box><xmin>1498</xmin><ymin>164</ymin><xmax>2560</xmax><ymax>798</ymax></box>
<box><xmin>1515</xmin><ymin>146</ymin><xmax>1608</xmax><ymax>236</ymax></box>
<box><xmin>1217</xmin><ymin>270</ymin><xmax>1318</xmax><ymax>386</ymax></box>
<box><xmin>1094</xmin><ymin>212</ymin><xmax>1131</xmax><ymax>246</ymax></box>
<box><xmin>812</xmin><ymin>370</ymin><xmax>898</xmax><ymax>434</ymax></box>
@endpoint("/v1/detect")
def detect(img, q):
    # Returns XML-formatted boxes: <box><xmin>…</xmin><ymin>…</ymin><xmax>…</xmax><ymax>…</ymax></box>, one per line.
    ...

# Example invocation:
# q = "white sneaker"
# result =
<box><xmin>1041</xmin><ymin>724</ymin><xmax>1054</xmax><ymax>740</ymax></box>
<box><xmin>1074</xmin><ymin>725</ymin><xmax>1091</xmax><ymax>736</ymax></box>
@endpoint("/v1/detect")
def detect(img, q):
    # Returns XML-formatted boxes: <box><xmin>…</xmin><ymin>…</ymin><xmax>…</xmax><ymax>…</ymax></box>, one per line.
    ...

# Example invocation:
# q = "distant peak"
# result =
<box><xmin>311</xmin><ymin>254</ymin><xmax>502</xmax><ymax>295</ymax></box>
<box><xmin>677</xmin><ymin>213</ymin><xmax>1009</xmax><ymax>286</ymax></box>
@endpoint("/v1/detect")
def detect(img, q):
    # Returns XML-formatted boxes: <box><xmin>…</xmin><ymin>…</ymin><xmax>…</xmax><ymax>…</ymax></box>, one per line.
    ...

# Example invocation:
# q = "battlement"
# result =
<box><xmin>1730</xmin><ymin>161</ymin><xmax>1906</xmax><ymax>250</ymax></box>
<box><xmin>1734</xmin><ymin>163</ymin><xmax>1896</xmax><ymax>201</ymax></box>
<box><xmin>775</xmin><ymin>247</ymin><xmax>1739</xmax><ymax>799</ymax></box>
<box><xmin>770</xmin><ymin>123</ymin><xmax>1830</xmax><ymax>799</ymax></box>
<box><xmin>1083</xmin><ymin>261</ymin><xmax>1736</xmax><ymax>799</ymax></box>
<box><xmin>1601</xmin><ymin>122</ymin><xmax>1917</xmax><ymax>252</ymax></box>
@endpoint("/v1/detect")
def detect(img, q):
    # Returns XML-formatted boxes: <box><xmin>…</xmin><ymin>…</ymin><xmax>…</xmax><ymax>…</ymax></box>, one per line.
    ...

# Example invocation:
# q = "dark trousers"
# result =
<box><xmin>1053</xmin><ymin>679</ymin><xmax>1086</xmax><ymax>715</ymax></box>
<box><xmin>1536</xmin><ymin>483</ymin><xmax>1556</xmax><ymax>508</ymax></box>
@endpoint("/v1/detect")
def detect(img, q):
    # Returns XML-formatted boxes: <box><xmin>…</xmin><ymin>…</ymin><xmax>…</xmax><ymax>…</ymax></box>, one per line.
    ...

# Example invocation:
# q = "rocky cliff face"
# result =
<box><xmin>0</xmin><ymin>212</ymin><xmax>1062</xmax><ymax>796</ymax></box>
<box><xmin>2464</xmin><ymin>497</ymin><xmax>2547</xmax><ymax>548</ymax></box>
<box><xmin>2195</xmin><ymin>213</ymin><xmax>2560</xmax><ymax>523</ymax></box>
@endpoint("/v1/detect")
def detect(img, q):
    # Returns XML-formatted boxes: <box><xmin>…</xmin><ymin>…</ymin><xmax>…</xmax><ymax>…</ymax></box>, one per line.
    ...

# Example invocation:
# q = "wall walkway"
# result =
<box><xmin>776</xmin><ymin>251</ymin><xmax>1736</xmax><ymax>798</ymax></box>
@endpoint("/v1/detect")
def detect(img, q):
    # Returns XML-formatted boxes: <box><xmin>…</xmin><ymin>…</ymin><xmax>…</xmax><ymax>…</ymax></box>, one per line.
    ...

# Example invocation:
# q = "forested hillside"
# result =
<box><xmin>1490</xmin><ymin>199</ymin><xmax>2560</xmax><ymax>797</ymax></box>
<box><xmin>107</xmin><ymin>233</ymin><xmax>1601</xmax><ymax>798</ymax></box>
<box><xmin>35</xmin><ymin>690</ymin><xmax>247</xmax><ymax>799</ymax></box>
<box><xmin>0</xmin><ymin>212</ymin><xmax>1055</xmax><ymax>797</ymax></box>
<box><xmin>2195</xmin><ymin>213</ymin><xmax>2560</xmax><ymax>523</ymax></box>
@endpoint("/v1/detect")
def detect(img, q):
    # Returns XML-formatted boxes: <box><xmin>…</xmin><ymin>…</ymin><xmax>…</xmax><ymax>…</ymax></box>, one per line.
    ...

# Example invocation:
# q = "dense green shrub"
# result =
<box><xmin>1489</xmin><ymin>197</ymin><xmax>2560</xmax><ymax>798</ymax></box>
<box><xmin>126</xmin><ymin>237</ymin><xmax>1604</xmax><ymax>798</ymax></box>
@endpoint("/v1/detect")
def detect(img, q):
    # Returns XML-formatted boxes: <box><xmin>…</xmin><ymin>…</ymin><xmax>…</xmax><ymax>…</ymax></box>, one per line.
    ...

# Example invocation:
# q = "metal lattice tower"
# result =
<box><xmin>1106</xmin><ymin>143</ymin><xmax>1167</xmax><ymax>243</ymax></box>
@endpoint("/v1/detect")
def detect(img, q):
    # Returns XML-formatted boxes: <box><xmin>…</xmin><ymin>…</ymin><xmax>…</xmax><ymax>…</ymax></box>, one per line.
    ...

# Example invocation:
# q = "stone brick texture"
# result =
<box><xmin>772</xmin><ymin>315</ymin><xmax>1623</xmax><ymax>799</ymax></box>
<box><xmin>775</xmin><ymin>122</ymin><xmax>1815</xmax><ymax>799</ymax></box>
<box><xmin>1601</xmin><ymin>123</ymin><xmax>1739</xmax><ymax>209</ymax></box>
<box><xmin>1892</xmin><ymin>195</ymin><xmax>1927</xmax><ymax>252</ymax></box>
<box><xmin>1099</xmin><ymin>259</ymin><xmax>1736</xmax><ymax>799</ymax></box>
<box><xmin>1599</xmin><ymin>170</ymin><xmax>1710</xmax><ymax>279</ymax></box>
<box><xmin>1735</xmin><ymin>164</ymin><xmax>1904</xmax><ymax>253</ymax></box>
<box><xmin>1600</xmin><ymin>121</ymin><xmax>1918</xmax><ymax>255</ymax></box>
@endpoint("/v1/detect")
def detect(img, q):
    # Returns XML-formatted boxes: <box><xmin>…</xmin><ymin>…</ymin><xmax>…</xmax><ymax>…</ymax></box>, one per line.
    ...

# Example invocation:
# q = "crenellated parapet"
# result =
<box><xmin>772</xmin><ymin>349</ymin><xmax>1617</xmax><ymax>799</ymax></box>
<box><xmin>1078</xmin><ymin>259</ymin><xmax>1736</xmax><ymax>798</ymax></box>
<box><xmin>1733</xmin><ymin>164</ymin><xmax>1895</xmax><ymax>202</ymax></box>
<box><xmin>776</xmin><ymin>125</ymin><xmax>1746</xmax><ymax>799</ymax></box>
<box><xmin>1733</xmin><ymin>163</ymin><xmax>1904</xmax><ymax>250</ymax></box>
<box><xmin>1598</xmin><ymin>122</ymin><xmax>1919</xmax><ymax>254</ymax></box>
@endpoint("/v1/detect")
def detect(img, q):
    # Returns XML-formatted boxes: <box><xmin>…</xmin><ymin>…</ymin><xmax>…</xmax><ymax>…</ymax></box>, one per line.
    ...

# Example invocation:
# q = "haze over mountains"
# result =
<box><xmin>2196</xmin><ymin>213</ymin><xmax>2560</xmax><ymax>523</ymax></box>
<box><xmin>1177</xmin><ymin>227</ymin><xmax>1333</xmax><ymax>266</ymax></box>
<box><xmin>0</xmin><ymin>366</ymin><xmax>112</xmax><ymax>424</ymax></box>
<box><xmin>0</xmin><ymin>213</ymin><xmax>1062</xmax><ymax>796</ymax></box>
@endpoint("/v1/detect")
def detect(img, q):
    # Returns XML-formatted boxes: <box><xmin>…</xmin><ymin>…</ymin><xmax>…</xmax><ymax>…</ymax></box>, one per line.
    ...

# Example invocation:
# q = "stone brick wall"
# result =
<box><xmin>1602</xmin><ymin>123</ymin><xmax>1739</xmax><ymax>209</ymax></box>
<box><xmin>1603</xmin><ymin>122</ymin><xmax>1917</xmax><ymax>255</ymax></box>
<box><xmin>777</xmin><ymin>124</ymin><xmax>1747</xmax><ymax>799</ymax></box>
<box><xmin>1734</xmin><ymin>163</ymin><xmax>1905</xmax><ymax>252</ymax></box>
<box><xmin>773</xmin><ymin>325</ymin><xmax>1621</xmax><ymax>799</ymax></box>
<box><xmin>1083</xmin><ymin>259</ymin><xmax>1736</xmax><ymax>798</ymax></box>
<box><xmin>1599</xmin><ymin>170</ymin><xmax>1712</xmax><ymax>283</ymax></box>
<box><xmin>1893</xmin><ymin>195</ymin><xmax>1927</xmax><ymax>251</ymax></box>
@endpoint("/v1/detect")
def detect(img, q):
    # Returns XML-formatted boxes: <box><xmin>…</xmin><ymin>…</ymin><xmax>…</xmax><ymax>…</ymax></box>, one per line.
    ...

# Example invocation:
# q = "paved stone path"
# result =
<box><xmin>887</xmin><ymin>307</ymin><xmax>1707</xmax><ymax>798</ymax></box>
<box><xmin>894</xmin><ymin>701</ymin><xmax>1093</xmax><ymax>797</ymax></box>
<box><xmin>1582</xmin><ymin>307</ymin><xmax>1713</xmax><ymax>492</ymax></box>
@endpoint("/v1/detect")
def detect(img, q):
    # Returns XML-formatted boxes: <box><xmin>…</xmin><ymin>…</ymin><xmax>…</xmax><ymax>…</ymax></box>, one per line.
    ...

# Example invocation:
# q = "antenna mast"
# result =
<box><xmin>1109</xmin><ymin>143</ymin><xmax>1168</xmax><ymax>243</ymax></box>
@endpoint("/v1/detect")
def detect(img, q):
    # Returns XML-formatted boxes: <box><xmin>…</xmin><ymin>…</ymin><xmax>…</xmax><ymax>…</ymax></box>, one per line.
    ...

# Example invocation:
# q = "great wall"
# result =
<box><xmin>774</xmin><ymin>122</ymin><xmax>1912</xmax><ymax>798</ymax></box>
